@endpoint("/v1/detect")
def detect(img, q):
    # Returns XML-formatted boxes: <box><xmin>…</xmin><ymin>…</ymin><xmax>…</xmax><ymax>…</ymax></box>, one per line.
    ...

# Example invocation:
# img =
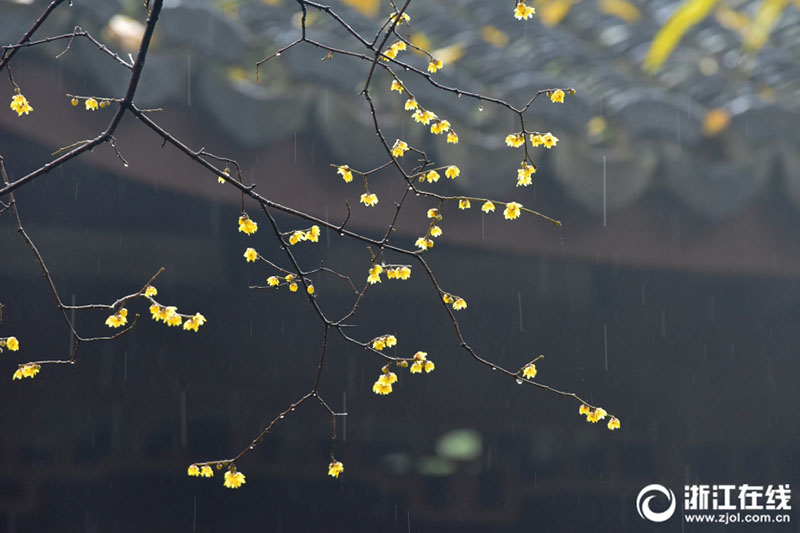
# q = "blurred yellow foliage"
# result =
<box><xmin>643</xmin><ymin>0</ymin><xmax>719</xmax><ymax>73</ymax></box>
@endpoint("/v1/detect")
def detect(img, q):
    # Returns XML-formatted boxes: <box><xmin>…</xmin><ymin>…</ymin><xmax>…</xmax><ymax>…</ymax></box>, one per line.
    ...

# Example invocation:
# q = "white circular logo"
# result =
<box><xmin>636</xmin><ymin>484</ymin><xmax>677</xmax><ymax>522</ymax></box>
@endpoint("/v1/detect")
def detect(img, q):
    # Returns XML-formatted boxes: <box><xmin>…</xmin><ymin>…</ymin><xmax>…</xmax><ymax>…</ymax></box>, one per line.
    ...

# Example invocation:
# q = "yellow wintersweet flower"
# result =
<box><xmin>412</xmin><ymin>109</ymin><xmax>436</xmax><ymax>125</ymax></box>
<box><xmin>372</xmin><ymin>376</ymin><xmax>393</xmax><ymax>395</ymax></box>
<box><xmin>390</xmin><ymin>80</ymin><xmax>404</xmax><ymax>93</ymax></box>
<box><xmin>337</xmin><ymin>165</ymin><xmax>353</xmax><ymax>183</ymax></box>
<box><xmin>289</xmin><ymin>230</ymin><xmax>305</xmax><ymax>245</ymax></box>
<box><xmin>383</xmin><ymin>371</ymin><xmax>398</xmax><ymax>384</ymax></box>
<box><xmin>391</xmin><ymin>139</ymin><xmax>409</xmax><ymax>157</ymax></box>
<box><xmin>430</xmin><ymin>119</ymin><xmax>450</xmax><ymax>134</ymax></box>
<box><xmin>244</xmin><ymin>248</ymin><xmax>258</xmax><ymax>262</ymax></box>
<box><xmin>328</xmin><ymin>460</ymin><xmax>344</xmax><ymax>478</ymax></box>
<box><xmin>425</xmin><ymin>170</ymin><xmax>440</xmax><ymax>183</ymax></box>
<box><xmin>505</xmin><ymin>133</ymin><xmax>525</xmax><ymax>147</ymax></box>
<box><xmin>183</xmin><ymin>313</ymin><xmax>206</xmax><ymax>332</ymax></box>
<box><xmin>426</xmin><ymin>208</ymin><xmax>439</xmax><ymax>219</ymax></box>
<box><xmin>446</xmin><ymin>130</ymin><xmax>459</xmax><ymax>144</ymax></box>
<box><xmin>267</xmin><ymin>276</ymin><xmax>280</xmax><ymax>287</ymax></box>
<box><xmin>427</xmin><ymin>58</ymin><xmax>443</xmax><ymax>73</ymax></box>
<box><xmin>360</xmin><ymin>193</ymin><xmax>379</xmax><ymax>207</ymax></box>
<box><xmin>385</xmin><ymin>335</ymin><xmax>397</xmax><ymax>348</ymax></box>
<box><xmin>481</xmin><ymin>201</ymin><xmax>496</xmax><ymax>213</ymax></box>
<box><xmin>367</xmin><ymin>264</ymin><xmax>383</xmax><ymax>284</ymax></box>
<box><xmin>105</xmin><ymin>308</ymin><xmax>129</xmax><ymax>328</ymax></box>
<box><xmin>397</xmin><ymin>266</ymin><xmax>411</xmax><ymax>280</ymax></box>
<box><xmin>550</xmin><ymin>89</ymin><xmax>565</xmax><ymax>103</ymax></box>
<box><xmin>71</xmin><ymin>97</ymin><xmax>79</xmax><ymax>106</ymax></box>
<box><xmin>514</xmin><ymin>1</ymin><xmax>536</xmax><ymax>20</ymax></box>
<box><xmin>238</xmin><ymin>214</ymin><xmax>258</xmax><ymax>235</ymax></box>
<box><xmin>13</xmin><ymin>363</ymin><xmax>40</xmax><ymax>380</ymax></box>
<box><xmin>3</xmin><ymin>336</ymin><xmax>19</xmax><ymax>351</ymax></box>
<box><xmin>389</xmin><ymin>11</ymin><xmax>411</xmax><ymax>24</ymax></box>
<box><xmin>99</xmin><ymin>100</ymin><xmax>110</xmax><ymax>108</ymax></box>
<box><xmin>504</xmin><ymin>202</ymin><xmax>522</xmax><ymax>220</ymax></box>
<box><xmin>415</xmin><ymin>236</ymin><xmax>434</xmax><ymax>250</ymax></box>
<box><xmin>200</xmin><ymin>465</ymin><xmax>214</xmax><ymax>477</ymax></box>
<box><xmin>372</xmin><ymin>337</ymin><xmax>387</xmax><ymax>351</ymax></box>
<box><xmin>442</xmin><ymin>293</ymin><xmax>454</xmax><ymax>304</ymax></box>
<box><xmin>85</xmin><ymin>98</ymin><xmax>99</xmax><ymax>111</ymax></box>
<box><xmin>522</xmin><ymin>363</ymin><xmax>537</xmax><ymax>379</ymax></box>
<box><xmin>607</xmin><ymin>417</ymin><xmax>621</xmax><ymax>430</ymax></box>
<box><xmin>542</xmin><ymin>132</ymin><xmax>559</xmax><ymax>148</ymax></box>
<box><xmin>166</xmin><ymin>308</ymin><xmax>183</xmax><ymax>327</ymax></box>
<box><xmin>410</xmin><ymin>361</ymin><xmax>423</xmax><ymax>373</ymax></box>
<box><xmin>594</xmin><ymin>407</ymin><xmax>608</xmax><ymax>421</ymax></box>
<box><xmin>445</xmin><ymin>166</ymin><xmax>459</xmax><ymax>179</ymax></box>
<box><xmin>404</xmin><ymin>98</ymin><xmax>418</xmax><ymax>111</ymax></box>
<box><xmin>424</xmin><ymin>360</ymin><xmax>435</xmax><ymax>373</ymax></box>
<box><xmin>306</xmin><ymin>284</ymin><xmax>315</xmax><ymax>295</ymax></box>
<box><xmin>223</xmin><ymin>470</ymin><xmax>246</xmax><ymax>489</ymax></box>
<box><xmin>453</xmin><ymin>297</ymin><xmax>467</xmax><ymax>310</ymax></box>
<box><xmin>579</xmin><ymin>404</ymin><xmax>590</xmax><ymax>415</ymax></box>
<box><xmin>285</xmin><ymin>274</ymin><xmax>295</xmax><ymax>281</ymax></box>
<box><xmin>458</xmin><ymin>199</ymin><xmax>471</xmax><ymax>210</ymax></box>
<box><xmin>386</xmin><ymin>268</ymin><xmax>397</xmax><ymax>280</ymax></box>
<box><xmin>530</xmin><ymin>133</ymin><xmax>544</xmax><ymax>147</ymax></box>
<box><xmin>517</xmin><ymin>162</ymin><xmax>536</xmax><ymax>187</ymax></box>
<box><xmin>10</xmin><ymin>93</ymin><xmax>33</xmax><ymax>116</ymax></box>
<box><xmin>307</xmin><ymin>225</ymin><xmax>321</xmax><ymax>242</ymax></box>
<box><xmin>429</xmin><ymin>225</ymin><xmax>443</xmax><ymax>238</ymax></box>
<box><xmin>144</xmin><ymin>285</ymin><xmax>158</xmax><ymax>297</ymax></box>
<box><xmin>289</xmin><ymin>282</ymin><xmax>299</xmax><ymax>292</ymax></box>
<box><xmin>187</xmin><ymin>464</ymin><xmax>200</xmax><ymax>476</ymax></box>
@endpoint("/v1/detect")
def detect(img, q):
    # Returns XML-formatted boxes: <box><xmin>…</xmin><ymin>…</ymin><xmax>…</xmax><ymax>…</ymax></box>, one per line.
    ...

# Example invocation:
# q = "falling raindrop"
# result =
<box><xmin>276</xmin><ymin>52</ymin><xmax>281</xmax><ymax>56</ymax></box>
<box><xmin>478</xmin><ymin>104</ymin><xmax>484</xmax><ymax>112</ymax></box>
<box><xmin>515</xmin><ymin>378</ymin><xmax>523</xmax><ymax>385</ymax></box>
<box><xmin>491</xmin><ymin>366</ymin><xmax>496</xmax><ymax>371</ymax></box>
<box><xmin>279</xmin><ymin>415</ymin><xmax>285</xmax><ymax>419</ymax></box>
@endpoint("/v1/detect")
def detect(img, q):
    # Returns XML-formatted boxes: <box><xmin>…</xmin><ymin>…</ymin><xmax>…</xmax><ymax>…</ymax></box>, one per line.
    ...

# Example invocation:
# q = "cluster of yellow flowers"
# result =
<box><xmin>188</xmin><ymin>463</ymin><xmax>246</xmax><ymax>488</ymax></box>
<box><xmin>328</xmin><ymin>460</ymin><xmax>344</xmax><ymax>478</ymax></box>
<box><xmin>371</xmin><ymin>347</ymin><xmax>436</xmax><ymax>395</ymax></box>
<box><xmin>266</xmin><ymin>273</ymin><xmax>315</xmax><ymax>295</ymax></box>
<box><xmin>442</xmin><ymin>293</ymin><xmax>467</xmax><ymax>311</ymax></box>
<box><xmin>0</xmin><ymin>336</ymin><xmax>20</xmax><ymax>352</ymax></box>
<box><xmin>372</xmin><ymin>334</ymin><xmax>397</xmax><ymax>351</ymax></box>
<box><xmin>390</xmin><ymin>79</ymin><xmax>459</xmax><ymax>144</ymax></box>
<box><xmin>385</xmin><ymin>265</ymin><xmax>412</xmax><ymax>280</ymax></box>
<box><xmin>9</xmin><ymin>92</ymin><xmax>33</xmax><ymax>116</ymax></box>
<box><xmin>579</xmin><ymin>404</ymin><xmax>621</xmax><ymax>430</ymax></box>
<box><xmin>409</xmin><ymin>350</ymin><xmax>435</xmax><ymax>373</ymax></box>
<box><xmin>381</xmin><ymin>40</ymin><xmax>407</xmax><ymax>61</ymax></box>
<box><xmin>69</xmin><ymin>96</ymin><xmax>110</xmax><ymax>111</ymax></box>
<box><xmin>514</xmin><ymin>1</ymin><xmax>536</xmax><ymax>20</ymax></box>
<box><xmin>391</xmin><ymin>139</ymin><xmax>409</xmax><ymax>157</ymax></box>
<box><xmin>13</xmin><ymin>363</ymin><xmax>40</xmax><ymax>380</ymax></box>
<box><xmin>105</xmin><ymin>308</ymin><xmax>129</xmax><ymax>328</ymax></box>
<box><xmin>517</xmin><ymin>162</ymin><xmax>536</xmax><ymax>187</ymax></box>
<box><xmin>372</xmin><ymin>368</ymin><xmax>398</xmax><ymax>395</ymax></box>
<box><xmin>505</xmin><ymin>131</ymin><xmax>559</xmax><ymax>149</ymax></box>
<box><xmin>140</xmin><ymin>285</ymin><xmax>206</xmax><ymax>332</ymax></box>
<box><xmin>187</xmin><ymin>464</ymin><xmax>214</xmax><ymax>478</ymax></box>
<box><xmin>288</xmin><ymin>225</ymin><xmax>321</xmax><ymax>245</ymax></box>
<box><xmin>238</xmin><ymin>213</ymin><xmax>258</xmax><ymax>235</ymax></box>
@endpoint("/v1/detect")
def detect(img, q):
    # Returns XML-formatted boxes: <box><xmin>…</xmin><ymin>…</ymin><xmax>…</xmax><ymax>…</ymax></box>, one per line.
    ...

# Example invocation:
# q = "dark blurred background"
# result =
<box><xmin>1</xmin><ymin>0</ymin><xmax>799</xmax><ymax>531</ymax></box>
